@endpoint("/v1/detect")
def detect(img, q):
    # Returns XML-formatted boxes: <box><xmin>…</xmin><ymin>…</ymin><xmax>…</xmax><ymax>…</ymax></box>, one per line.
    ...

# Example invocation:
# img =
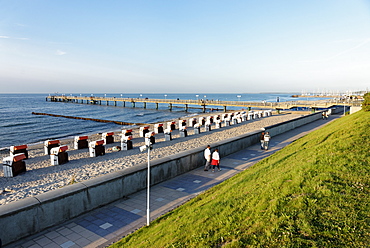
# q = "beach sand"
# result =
<box><xmin>0</xmin><ymin>111</ymin><xmax>305</xmax><ymax>205</ymax></box>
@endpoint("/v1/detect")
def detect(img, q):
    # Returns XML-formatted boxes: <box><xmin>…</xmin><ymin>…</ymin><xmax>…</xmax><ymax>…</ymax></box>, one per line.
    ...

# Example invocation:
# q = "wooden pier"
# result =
<box><xmin>46</xmin><ymin>95</ymin><xmax>361</xmax><ymax>112</ymax></box>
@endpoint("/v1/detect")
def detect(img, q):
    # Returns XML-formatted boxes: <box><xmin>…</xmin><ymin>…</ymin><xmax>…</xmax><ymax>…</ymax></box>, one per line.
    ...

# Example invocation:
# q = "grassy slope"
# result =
<box><xmin>112</xmin><ymin>111</ymin><xmax>370</xmax><ymax>248</ymax></box>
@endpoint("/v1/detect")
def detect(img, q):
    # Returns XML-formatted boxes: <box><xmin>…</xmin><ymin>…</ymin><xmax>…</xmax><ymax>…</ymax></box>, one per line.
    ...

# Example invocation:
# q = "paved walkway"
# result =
<box><xmin>7</xmin><ymin>116</ymin><xmax>339</xmax><ymax>248</ymax></box>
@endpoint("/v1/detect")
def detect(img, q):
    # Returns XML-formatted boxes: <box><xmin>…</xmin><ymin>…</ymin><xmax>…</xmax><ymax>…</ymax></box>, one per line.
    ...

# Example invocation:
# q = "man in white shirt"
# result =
<box><xmin>204</xmin><ymin>145</ymin><xmax>211</xmax><ymax>171</ymax></box>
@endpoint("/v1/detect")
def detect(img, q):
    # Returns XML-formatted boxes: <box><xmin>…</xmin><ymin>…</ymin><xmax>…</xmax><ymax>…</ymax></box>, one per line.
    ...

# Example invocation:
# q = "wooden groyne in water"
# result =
<box><xmin>31</xmin><ymin>112</ymin><xmax>148</xmax><ymax>126</ymax></box>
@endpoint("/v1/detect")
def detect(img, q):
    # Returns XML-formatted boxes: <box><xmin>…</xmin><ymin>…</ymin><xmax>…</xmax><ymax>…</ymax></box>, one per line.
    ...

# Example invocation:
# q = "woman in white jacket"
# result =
<box><xmin>211</xmin><ymin>148</ymin><xmax>221</xmax><ymax>172</ymax></box>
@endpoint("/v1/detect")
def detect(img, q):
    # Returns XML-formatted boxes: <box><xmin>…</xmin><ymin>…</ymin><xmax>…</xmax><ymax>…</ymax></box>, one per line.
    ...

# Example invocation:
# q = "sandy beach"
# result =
<box><xmin>0</xmin><ymin>111</ymin><xmax>305</xmax><ymax>205</ymax></box>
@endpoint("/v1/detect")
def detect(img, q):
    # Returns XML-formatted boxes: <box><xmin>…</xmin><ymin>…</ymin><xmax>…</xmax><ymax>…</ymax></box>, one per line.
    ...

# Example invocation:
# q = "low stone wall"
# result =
<box><xmin>330</xmin><ymin>105</ymin><xmax>348</xmax><ymax>115</ymax></box>
<box><xmin>0</xmin><ymin>112</ymin><xmax>323</xmax><ymax>245</ymax></box>
<box><xmin>264</xmin><ymin>111</ymin><xmax>322</xmax><ymax>137</ymax></box>
<box><xmin>350</xmin><ymin>106</ymin><xmax>362</xmax><ymax>115</ymax></box>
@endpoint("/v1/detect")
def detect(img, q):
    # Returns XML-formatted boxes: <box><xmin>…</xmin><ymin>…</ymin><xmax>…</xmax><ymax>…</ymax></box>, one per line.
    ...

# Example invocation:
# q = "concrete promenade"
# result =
<box><xmin>6</xmin><ymin>116</ymin><xmax>339</xmax><ymax>248</ymax></box>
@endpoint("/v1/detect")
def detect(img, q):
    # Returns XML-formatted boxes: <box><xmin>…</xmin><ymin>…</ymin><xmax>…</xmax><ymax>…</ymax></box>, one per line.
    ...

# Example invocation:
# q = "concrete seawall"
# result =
<box><xmin>0</xmin><ymin>112</ymin><xmax>324</xmax><ymax>245</ymax></box>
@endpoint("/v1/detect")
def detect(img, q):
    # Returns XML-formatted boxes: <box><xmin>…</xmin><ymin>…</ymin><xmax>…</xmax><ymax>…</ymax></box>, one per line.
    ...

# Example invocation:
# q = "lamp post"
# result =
<box><xmin>237</xmin><ymin>95</ymin><xmax>241</xmax><ymax>101</ymax></box>
<box><xmin>196</xmin><ymin>95</ymin><xmax>199</xmax><ymax>101</ymax></box>
<box><xmin>343</xmin><ymin>100</ymin><xmax>346</xmax><ymax>116</ymax></box>
<box><xmin>164</xmin><ymin>94</ymin><xmax>167</xmax><ymax>100</ymax></box>
<box><xmin>139</xmin><ymin>143</ymin><xmax>153</xmax><ymax>226</ymax></box>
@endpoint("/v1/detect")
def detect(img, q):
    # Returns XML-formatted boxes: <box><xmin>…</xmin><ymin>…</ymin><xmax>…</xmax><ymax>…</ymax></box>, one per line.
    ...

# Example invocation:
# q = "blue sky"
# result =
<box><xmin>0</xmin><ymin>0</ymin><xmax>369</xmax><ymax>94</ymax></box>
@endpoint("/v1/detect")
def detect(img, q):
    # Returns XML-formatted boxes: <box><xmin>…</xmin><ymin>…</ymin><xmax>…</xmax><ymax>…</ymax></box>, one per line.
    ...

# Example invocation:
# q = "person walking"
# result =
<box><xmin>204</xmin><ymin>145</ymin><xmax>211</xmax><ymax>171</ymax></box>
<box><xmin>211</xmin><ymin>148</ymin><xmax>221</xmax><ymax>172</ymax></box>
<box><xmin>263</xmin><ymin>132</ymin><xmax>271</xmax><ymax>150</ymax></box>
<box><xmin>260</xmin><ymin>132</ymin><xmax>265</xmax><ymax>150</ymax></box>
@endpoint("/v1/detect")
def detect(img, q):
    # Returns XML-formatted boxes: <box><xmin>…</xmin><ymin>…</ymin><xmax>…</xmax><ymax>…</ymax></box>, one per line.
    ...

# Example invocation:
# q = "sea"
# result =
<box><xmin>0</xmin><ymin>93</ymin><xmax>312</xmax><ymax>150</ymax></box>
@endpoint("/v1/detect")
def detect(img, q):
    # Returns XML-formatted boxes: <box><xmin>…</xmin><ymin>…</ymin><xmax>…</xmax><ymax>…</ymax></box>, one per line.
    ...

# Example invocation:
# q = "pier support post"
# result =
<box><xmin>114</xmin><ymin>101</ymin><xmax>117</xmax><ymax>106</ymax></box>
<box><xmin>156</xmin><ymin>103</ymin><xmax>159</xmax><ymax>109</ymax></box>
<box><xmin>132</xmin><ymin>102</ymin><xmax>135</xmax><ymax>107</ymax></box>
<box><xmin>123</xmin><ymin>101</ymin><xmax>126</xmax><ymax>107</ymax></box>
<box><xmin>169</xmin><ymin>103</ymin><xmax>172</xmax><ymax>111</ymax></box>
<box><xmin>223</xmin><ymin>106</ymin><xmax>227</xmax><ymax>112</ymax></box>
<box><xmin>144</xmin><ymin>102</ymin><xmax>146</xmax><ymax>109</ymax></box>
<box><xmin>106</xmin><ymin>101</ymin><xmax>109</xmax><ymax>106</ymax></box>
<box><xmin>185</xmin><ymin>104</ymin><xmax>188</xmax><ymax>112</ymax></box>
<box><xmin>202</xmin><ymin>105</ymin><xmax>206</xmax><ymax>113</ymax></box>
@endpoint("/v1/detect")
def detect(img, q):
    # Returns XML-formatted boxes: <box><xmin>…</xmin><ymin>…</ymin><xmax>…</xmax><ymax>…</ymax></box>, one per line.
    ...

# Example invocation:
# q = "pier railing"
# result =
<box><xmin>46</xmin><ymin>95</ymin><xmax>362</xmax><ymax>112</ymax></box>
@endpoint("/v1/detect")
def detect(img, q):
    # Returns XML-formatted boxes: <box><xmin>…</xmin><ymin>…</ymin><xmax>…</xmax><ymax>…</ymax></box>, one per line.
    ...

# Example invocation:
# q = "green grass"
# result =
<box><xmin>111</xmin><ymin>111</ymin><xmax>370</xmax><ymax>248</ymax></box>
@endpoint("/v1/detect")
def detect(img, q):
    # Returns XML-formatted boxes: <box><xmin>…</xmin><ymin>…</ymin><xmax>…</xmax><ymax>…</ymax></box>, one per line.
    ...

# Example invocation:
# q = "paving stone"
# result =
<box><xmin>60</xmin><ymin>240</ymin><xmax>75</xmax><ymax>248</ymax></box>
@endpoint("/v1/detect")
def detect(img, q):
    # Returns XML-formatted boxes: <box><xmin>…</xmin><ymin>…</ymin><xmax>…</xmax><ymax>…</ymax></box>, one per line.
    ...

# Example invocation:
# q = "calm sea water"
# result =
<box><xmin>0</xmin><ymin>93</ymin><xmax>303</xmax><ymax>149</ymax></box>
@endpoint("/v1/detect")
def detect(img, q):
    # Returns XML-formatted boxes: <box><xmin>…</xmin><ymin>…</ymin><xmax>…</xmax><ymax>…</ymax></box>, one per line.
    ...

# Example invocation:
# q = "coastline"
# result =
<box><xmin>0</xmin><ymin>111</ymin><xmax>305</xmax><ymax>205</ymax></box>
<box><xmin>0</xmin><ymin>110</ymin><xmax>217</xmax><ymax>152</ymax></box>
<box><xmin>0</xmin><ymin>93</ymin><xmax>311</xmax><ymax>150</ymax></box>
